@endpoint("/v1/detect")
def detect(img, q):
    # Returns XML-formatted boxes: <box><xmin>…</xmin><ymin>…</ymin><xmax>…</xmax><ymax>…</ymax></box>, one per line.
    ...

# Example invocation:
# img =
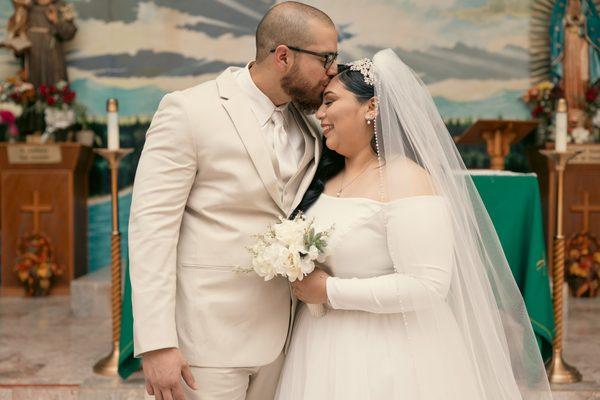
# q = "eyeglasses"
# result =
<box><xmin>270</xmin><ymin>45</ymin><xmax>338</xmax><ymax>70</ymax></box>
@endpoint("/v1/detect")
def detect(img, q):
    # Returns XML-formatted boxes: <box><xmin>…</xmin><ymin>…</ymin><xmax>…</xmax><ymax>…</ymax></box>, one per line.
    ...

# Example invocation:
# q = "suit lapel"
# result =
<box><xmin>217</xmin><ymin>68</ymin><xmax>284</xmax><ymax>212</ymax></box>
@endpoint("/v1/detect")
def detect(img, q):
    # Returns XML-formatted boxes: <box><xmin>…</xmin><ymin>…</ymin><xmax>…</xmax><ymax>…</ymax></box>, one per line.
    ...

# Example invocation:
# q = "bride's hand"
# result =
<box><xmin>291</xmin><ymin>268</ymin><xmax>330</xmax><ymax>304</ymax></box>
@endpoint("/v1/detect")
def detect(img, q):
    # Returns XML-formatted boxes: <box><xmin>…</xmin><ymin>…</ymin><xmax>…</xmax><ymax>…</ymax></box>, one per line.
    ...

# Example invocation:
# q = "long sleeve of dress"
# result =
<box><xmin>326</xmin><ymin>196</ymin><xmax>455</xmax><ymax>314</ymax></box>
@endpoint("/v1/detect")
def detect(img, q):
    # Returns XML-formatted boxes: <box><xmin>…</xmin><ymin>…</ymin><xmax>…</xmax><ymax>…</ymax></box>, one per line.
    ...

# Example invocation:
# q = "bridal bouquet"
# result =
<box><xmin>239</xmin><ymin>213</ymin><xmax>334</xmax><ymax>317</ymax></box>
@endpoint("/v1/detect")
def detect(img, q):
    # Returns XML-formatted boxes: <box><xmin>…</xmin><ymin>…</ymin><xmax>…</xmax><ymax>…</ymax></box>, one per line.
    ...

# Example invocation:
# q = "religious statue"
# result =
<box><xmin>1</xmin><ymin>0</ymin><xmax>77</xmax><ymax>88</ymax></box>
<box><xmin>550</xmin><ymin>0</ymin><xmax>600</xmax><ymax>127</ymax></box>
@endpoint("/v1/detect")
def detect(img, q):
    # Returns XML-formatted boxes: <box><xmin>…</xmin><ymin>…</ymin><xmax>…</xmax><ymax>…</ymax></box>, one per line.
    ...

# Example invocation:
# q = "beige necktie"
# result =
<box><xmin>271</xmin><ymin>108</ymin><xmax>296</xmax><ymax>183</ymax></box>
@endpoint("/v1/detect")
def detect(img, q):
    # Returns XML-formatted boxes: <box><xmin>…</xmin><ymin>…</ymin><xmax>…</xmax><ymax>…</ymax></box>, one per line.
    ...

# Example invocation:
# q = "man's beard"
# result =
<box><xmin>281</xmin><ymin>66</ymin><xmax>325</xmax><ymax>114</ymax></box>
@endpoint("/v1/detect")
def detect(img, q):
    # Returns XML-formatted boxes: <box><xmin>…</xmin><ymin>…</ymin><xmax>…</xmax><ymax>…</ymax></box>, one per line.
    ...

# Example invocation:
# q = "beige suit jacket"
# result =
<box><xmin>129</xmin><ymin>67</ymin><xmax>321</xmax><ymax>367</ymax></box>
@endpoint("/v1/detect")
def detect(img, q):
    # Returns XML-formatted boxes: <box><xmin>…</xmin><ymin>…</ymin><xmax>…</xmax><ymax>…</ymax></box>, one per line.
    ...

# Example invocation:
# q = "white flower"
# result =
<box><xmin>572</xmin><ymin>126</ymin><xmax>590</xmax><ymax>144</ymax></box>
<box><xmin>243</xmin><ymin>214</ymin><xmax>333</xmax><ymax>282</ymax></box>
<box><xmin>17</xmin><ymin>82</ymin><xmax>34</xmax><ymax>93</ymax></box>
<box><xmin>299</xmin><ymin>255</ymin><xmax>316</xmax><ymax>275</ymax></box>
<box><xmin>274</xmin><ymin>219</ymin><xmax>305</xmax><ymax>248</ymax></box>
<box><xmin>44</xmin><ymin>106</ymin><xmax>75</xmax><ymax>130</ymax></box>
<box><xmin>55</xmin><ymin>81</ymin><xmax>68</xmax><ymax>91</ymax></box>
<box><xmin>307</xmin><ymin>245</ymin><xmax>319</xmax><ymax>260</ymax></box>
<box><xmin>593</xmin><ymin>109</ymin><xmax>600</xmax><ymax>128</ymax></box>
<box><xmin>0</xmin><ymin>102</ymin><xmax>23</xmax><ymax>117</ymax></box>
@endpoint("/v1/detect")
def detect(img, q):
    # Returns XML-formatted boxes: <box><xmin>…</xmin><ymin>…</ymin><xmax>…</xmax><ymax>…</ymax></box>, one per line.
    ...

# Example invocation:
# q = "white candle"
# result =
<box><xmin>107</xmin><ymin>98</ymin><xmax>120</xmax><ymax>150</ymax></box>
<box><xmin>555</xmin><ymin>98</ymin><xmax>568</xmax><ymax>152</ymax></box>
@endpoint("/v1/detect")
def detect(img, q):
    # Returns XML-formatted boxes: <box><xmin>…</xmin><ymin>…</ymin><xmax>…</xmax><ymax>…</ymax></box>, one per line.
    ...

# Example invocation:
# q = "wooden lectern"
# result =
<box><xmin>455</xmin><ymin>120</ymin><xmax>539</xmax><ymax>170</ymax></box>
<box><xmin>0</xmin><ymin>143</ymin><xmax>93</xmax><ymax>295</ymax></box>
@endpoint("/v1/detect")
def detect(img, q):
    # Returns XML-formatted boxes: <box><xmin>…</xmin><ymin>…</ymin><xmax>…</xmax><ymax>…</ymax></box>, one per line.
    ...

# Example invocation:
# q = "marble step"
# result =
<box><xmin>0</xmin><ymin>383</ymin><xmax>598</xmax><ymax>400</ymax></box>
<box><xmin>0</xmin><ymin>374</ymin><xmax>146</xmax><ymax>400</ymax></box>
<box><xmin>70</xmin><ymin>265</ymin><xmax>124</xmax><ymax>319</ymax></box>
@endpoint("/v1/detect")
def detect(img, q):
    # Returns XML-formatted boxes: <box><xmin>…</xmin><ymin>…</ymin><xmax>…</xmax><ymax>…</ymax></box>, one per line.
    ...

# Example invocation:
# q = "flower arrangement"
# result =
<box><xmin>0</xmin><ymin>76</ymin><xmax>91</xmax><ymax>142</ymax></box>
<box><xmin>36</xmin><ymin>81</ymin><xmax>77</xmax><ymax>138</ymax></box>
<box><xmin>521</xmin><ymin>80</ymin><xmax>563</xmax><ymax>143</ymax></box>
<box><xmin>0</xmin><ymin>78</ymin><xmax>35</xmax><ymax>141</ymax></box>
<box><xmin>242</xmin><ymin>213</ymin><xmax>333</xmax><ymax>282</ymax></box>
<box><xmin>14</xmin><ymin>232</ymin><xmax>64</xmax><ymax>296</ymax></box>
<box><xmin>566</xmin><ymin>232</ymin><xmax>600</xmax><ymax>298</ymax></box>
<box><xmin>38</xmin><ymin>81</ymin><xmax>76</xmax><ymax>108</ymax></box>
<box><xmin>0</xmin><ymin>78</ymin><xmax>36</xmax><ymax>104</ymax></box>
<box><xmin>584</xmin><ymin>81</ymin><xmax>600</xmax><ymax>142</ymax></box>
<box><xmin>522</xmin><ymin>80</ymin><xmax>600</xmax><ymax>144</ymax></box>
<box><xmin>237</xmin><ymin>213</ymin><xmax>334</xmax><ymax>317</ymax></box>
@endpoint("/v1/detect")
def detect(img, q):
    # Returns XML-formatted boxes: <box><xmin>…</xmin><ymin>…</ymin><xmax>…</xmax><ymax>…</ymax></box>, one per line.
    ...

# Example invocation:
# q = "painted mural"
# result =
<box><xmin>0</xmin><ymin>0</ymin><xmax>532</xmax><ymax>121</ymax></box>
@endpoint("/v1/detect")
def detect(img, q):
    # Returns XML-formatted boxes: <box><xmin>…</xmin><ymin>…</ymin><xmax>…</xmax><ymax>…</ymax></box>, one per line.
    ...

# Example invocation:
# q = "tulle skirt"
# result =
<box><xmin>275</xmin><ymin>303</ymin><xmax>484</xmax><ymax>400</ymax></box>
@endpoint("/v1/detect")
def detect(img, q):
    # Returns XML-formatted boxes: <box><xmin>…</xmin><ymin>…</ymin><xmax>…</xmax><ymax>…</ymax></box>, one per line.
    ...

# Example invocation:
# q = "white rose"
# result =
<box><xmin>299</xmin><ymin>256</ymin><xmax>315</xmax><ymax>275</ymax></box>
<box><xmin>266</xmin><ymin>243</ymin><xmax>291</xmax><ymax>275</ymax></box>
<box><xmin>307</xmin><ymin>245</ymin><xmax>319</xmax><ymax>260</ymax></box>
<box><xmin>287</xmin><ymin>264</ymin><xmax>303</xmax><ymax>282</ymax></box>
<box><xmin>274</xmin><ymin>220</ymin><xmax>305</xmax><ymax>247</ymax></box>
<box><xmin>252</xmin><ymin>255</ymin><xmax>275</xmax><ymax>280</ymax></box>
<box><xmin>593</xmin><ymin>109</ymin><xmax>600</xmax><ymax>128</ymax></box>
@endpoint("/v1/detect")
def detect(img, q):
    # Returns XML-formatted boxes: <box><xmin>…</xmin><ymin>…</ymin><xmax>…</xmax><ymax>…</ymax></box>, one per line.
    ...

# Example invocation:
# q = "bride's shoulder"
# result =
<box><xmin>384</xmin><ymin>157</ymin><xmax>436</xmax><ymax>200</ymax></box>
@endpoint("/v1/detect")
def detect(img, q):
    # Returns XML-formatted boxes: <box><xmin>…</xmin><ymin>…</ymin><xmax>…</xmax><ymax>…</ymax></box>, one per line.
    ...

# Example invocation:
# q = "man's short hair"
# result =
<box><xmin>255</xmin><ymin>2</ymin><xmax>335</xmax><ymax>62</ymax></box>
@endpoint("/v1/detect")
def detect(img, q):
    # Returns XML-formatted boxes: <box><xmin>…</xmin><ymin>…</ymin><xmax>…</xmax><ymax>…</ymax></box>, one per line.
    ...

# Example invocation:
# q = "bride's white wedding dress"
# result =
<box><xmin>275</xmin><ymin>193</ymin><xmax>485</xmax><ymax>400</ymax></box>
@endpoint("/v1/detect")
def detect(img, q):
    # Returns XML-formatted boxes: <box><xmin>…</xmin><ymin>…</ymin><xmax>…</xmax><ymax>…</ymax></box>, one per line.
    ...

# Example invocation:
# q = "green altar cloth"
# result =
<box><xmin>471</xmin><ymin>172</ymin><xmax>554</xmax><ymax>362</ymax></box>
<box><xmin>117</xmin><ymin>172</ymin><xmax>554</xmax><ymax>378</ymax></box>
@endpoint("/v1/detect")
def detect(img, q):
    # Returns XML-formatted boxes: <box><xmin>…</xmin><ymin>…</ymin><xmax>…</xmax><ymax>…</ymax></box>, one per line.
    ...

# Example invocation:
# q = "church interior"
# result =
<box><xmin>0</xmin><ymin>0</ymin><xmax>598</xmax><ymax>399</ymax></box>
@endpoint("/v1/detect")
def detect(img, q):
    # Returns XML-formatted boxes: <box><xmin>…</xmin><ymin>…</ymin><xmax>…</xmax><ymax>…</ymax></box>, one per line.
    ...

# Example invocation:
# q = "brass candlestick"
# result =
<box><xmin>540</xmin><ymin>149</ymin><xmax>582</xmax><ymax>384</ymax></box>
<box><xmin>93</xmin><ymin>148</ymin><xmax>133</xmax><ymax>376</ymax></box>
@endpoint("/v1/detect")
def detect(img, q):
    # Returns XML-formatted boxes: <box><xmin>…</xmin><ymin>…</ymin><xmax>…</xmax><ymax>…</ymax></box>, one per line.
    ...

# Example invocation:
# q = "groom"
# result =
<box><xmin>129</xmin><ymin>2</ymin><xmax>338</xmax><ymax>400</ymax></box>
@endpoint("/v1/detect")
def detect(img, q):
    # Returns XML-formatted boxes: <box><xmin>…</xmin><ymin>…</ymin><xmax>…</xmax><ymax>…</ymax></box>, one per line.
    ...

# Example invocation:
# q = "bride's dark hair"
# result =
<box><xmin>292</xmin><ymin>65</ymin><xmax>375</xmax><ymax>217</ymax></box>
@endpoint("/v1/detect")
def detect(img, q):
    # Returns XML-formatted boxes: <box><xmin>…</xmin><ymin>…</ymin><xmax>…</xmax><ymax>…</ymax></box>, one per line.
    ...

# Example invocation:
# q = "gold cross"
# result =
<box><xmin>570</xmin><ymin>191</ymin><xmax>600</xmax><ymax>233</ymax></box>
<box><xmin>20</xmin><ymin>191</ymin><xmax>53</xmax><ymax>234</ymax></box>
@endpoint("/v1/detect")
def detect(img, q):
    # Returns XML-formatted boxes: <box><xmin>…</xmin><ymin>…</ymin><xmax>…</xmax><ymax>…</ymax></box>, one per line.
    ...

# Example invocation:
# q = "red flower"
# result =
<box><xmin>62</xmin><ymin>91</ymin><xmax>76</xmax><ymax>104</ymax></box>
<box><xmin>39</xmin><ymin>85</ymin><xmax>47</xmax><ymax>96</ymax></box>
<box><xmin>580</xmin><ymin>256</ymin><xmax>592</xmax><ymax>270</ymax></box>
<box><xmin>586</xmin><ymin>87</ymin><xmax>599</xmax><ymax>102</ymax></box>
<box><xmin>48</xmin><ymin>85</ymin><xmax>57</xmax><ymax>95</ymax></box>
<box><xmin>531</xmin><ymin>104</ymin><xmax>543</xmax><ymax>118</ymax></box>
<box><xmin>45</xmin><ymin>96</ymin><xmax>56</xmax><ymax>106</ymax></box>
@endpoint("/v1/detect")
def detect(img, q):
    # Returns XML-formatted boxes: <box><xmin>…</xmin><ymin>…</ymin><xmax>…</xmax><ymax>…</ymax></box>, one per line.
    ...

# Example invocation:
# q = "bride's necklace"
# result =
<box><xmin>336</xmin><ymin>159</ymin><xmax>378</xmax><ymax>197</ymax></box>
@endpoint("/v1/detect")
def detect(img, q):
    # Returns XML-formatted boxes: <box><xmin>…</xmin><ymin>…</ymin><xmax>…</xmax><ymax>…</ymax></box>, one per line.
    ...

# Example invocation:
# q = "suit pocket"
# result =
<box><xmin>179</xmin><ymin>263</ymin><xmax>235</xmax><ymax>271</ymax></box>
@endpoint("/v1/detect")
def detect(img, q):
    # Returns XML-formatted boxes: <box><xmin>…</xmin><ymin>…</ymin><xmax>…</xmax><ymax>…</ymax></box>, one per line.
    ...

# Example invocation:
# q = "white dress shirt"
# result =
<box><xmin>234</xmin><ymin>63</ymin><xmax>305</xmax><ymax>184</ymax></box>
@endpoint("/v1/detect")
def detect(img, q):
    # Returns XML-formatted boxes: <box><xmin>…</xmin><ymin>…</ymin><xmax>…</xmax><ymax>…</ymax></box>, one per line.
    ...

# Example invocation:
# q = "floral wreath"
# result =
<box><xmin>14</xmin><ymin>232</ymin><xmax>63</xmax><ymax>296</ymax></box>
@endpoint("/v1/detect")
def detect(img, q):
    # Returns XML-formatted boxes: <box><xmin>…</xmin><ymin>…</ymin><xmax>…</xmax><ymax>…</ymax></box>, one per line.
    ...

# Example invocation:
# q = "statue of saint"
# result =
<box><xmin>2</xmin><ymin>0</ymin><xmax>77</xmax><ymax>88</ymax></box>
<box><xmin>550</xmin><ymin>0</ymin><xmax>600</xmax><ymax>126</ymax></box>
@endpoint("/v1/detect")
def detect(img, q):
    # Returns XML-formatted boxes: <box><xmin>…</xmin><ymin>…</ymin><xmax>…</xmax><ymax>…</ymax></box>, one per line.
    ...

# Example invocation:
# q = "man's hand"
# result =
<box><xmin>142</xmin><ymin>348</ymin><xmax>197</xmax><ymax>400</ymax></box>
<box><xmin>291</xmin><ymin>268</ymin><xmax>330</xmax><ymax>304</ymax></box>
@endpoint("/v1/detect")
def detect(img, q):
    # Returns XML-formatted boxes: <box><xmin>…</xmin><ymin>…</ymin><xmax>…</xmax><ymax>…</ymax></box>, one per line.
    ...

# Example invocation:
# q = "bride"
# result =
<box><xmin>275</xmin><ymin>49</ymin><xmax>553</xmax><ymax>399</ymax></box>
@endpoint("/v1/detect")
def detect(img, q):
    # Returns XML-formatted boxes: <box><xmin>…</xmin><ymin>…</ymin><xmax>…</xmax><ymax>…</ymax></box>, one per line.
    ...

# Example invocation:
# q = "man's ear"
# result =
<box><xmin>273</xmin><ymin>45</ymin><xmax>294</xmax><ymax>71</ymax></box>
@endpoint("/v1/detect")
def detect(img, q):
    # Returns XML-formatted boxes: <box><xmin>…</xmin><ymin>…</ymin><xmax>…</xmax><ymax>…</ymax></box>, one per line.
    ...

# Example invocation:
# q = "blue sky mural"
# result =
<box><xmin>0</xmin><ymin>0</ymin><xmax>532</xmax><ymax>119</ymax></box>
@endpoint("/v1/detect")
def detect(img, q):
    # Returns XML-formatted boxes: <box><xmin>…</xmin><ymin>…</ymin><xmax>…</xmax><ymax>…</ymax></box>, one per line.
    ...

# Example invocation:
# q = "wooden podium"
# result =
<box><xmin>0</xmin><ymin>143</ymin><xmax>93</xmax><ymax>295</ymax></box>
<box><xmin>455</xmin><ymin>120</ymin><xmax>539</xmax><ymax>170</ymax></box>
